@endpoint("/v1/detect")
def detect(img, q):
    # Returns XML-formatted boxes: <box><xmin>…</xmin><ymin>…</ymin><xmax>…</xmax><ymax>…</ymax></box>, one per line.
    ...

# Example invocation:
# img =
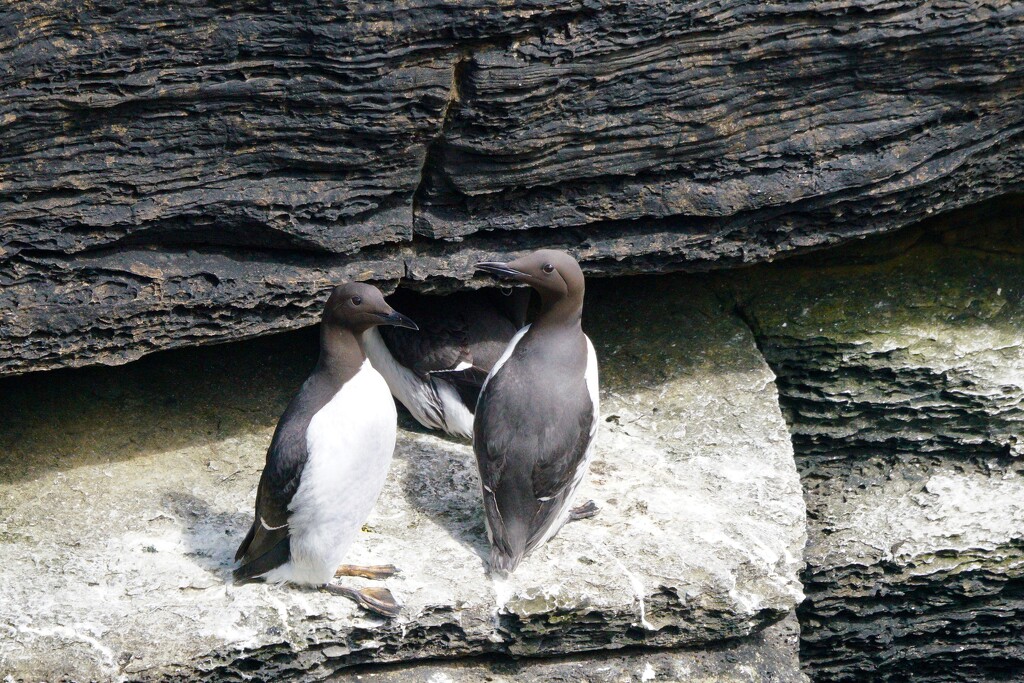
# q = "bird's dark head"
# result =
<box><xmin>323</xmin><ymin>282</ymin><xmax>418</xmax><ymax>333</ymax></box>
<box><xmin>476</xmin><ymin>249</ymin><xmax>584</xmax><ymax>308</ymax></box>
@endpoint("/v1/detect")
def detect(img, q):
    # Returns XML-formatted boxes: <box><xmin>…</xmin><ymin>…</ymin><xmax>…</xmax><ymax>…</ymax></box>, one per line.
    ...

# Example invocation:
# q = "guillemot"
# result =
<box><xmin>362</xmin><ymin>288</ymin><xmax>530</xmax><ymax>439</ymax></box>
<box><xmin>233</xmin><ymin>282</ymin><xmax>418</xmax><ymax>617</ymax></box>
<box><xmin>473</xmin><ymin>250</ymin><xmax>600</xmax><ymax>576</ymax></box>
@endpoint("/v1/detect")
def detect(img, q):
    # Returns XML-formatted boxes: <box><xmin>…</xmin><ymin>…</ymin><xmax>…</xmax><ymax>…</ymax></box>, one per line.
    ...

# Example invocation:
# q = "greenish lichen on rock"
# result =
<box><xmin>726</xmin><ymin>240</ymin><xmax>1024</xmax><ymax>682</ymax></box>
<box><xmin>731</xmin><ymin>244</ymin><xmax>1023</xmax><ymax>462</ymax></box>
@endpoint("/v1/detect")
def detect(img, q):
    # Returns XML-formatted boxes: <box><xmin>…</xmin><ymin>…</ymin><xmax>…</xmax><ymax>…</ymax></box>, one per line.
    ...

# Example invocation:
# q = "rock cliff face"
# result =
<box><xmin>727</xmin><ymin>233</ymin><xmax>1024</xmax><ymax>681</ymax></box>
<box><xmin>3</xmin><ymin>2</ymin><xmax>1024</xmax><ymax>678</ymax></box>
<box><xmin>3</xmin><ymin>1</ymin><xmax>1024</xmax><ymax>375</ymax></box>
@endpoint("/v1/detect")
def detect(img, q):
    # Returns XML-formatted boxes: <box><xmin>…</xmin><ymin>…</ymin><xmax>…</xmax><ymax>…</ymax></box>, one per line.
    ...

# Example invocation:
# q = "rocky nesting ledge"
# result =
<box><xmin>0</xmin><ymin>279</ymin><xmax>806</xmax><ymax>681</ymax></box>
<box><xmin>3</xmin><ymin>210</ymin><xmax>1023</xmax><ymax>682</ymax></box>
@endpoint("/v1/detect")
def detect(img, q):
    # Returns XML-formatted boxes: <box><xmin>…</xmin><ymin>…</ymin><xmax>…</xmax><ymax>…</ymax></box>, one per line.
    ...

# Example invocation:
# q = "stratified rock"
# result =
<box><xmin>0</xmin><ymin>278</ymin><xmax>805</xmax><ymax>682</ymax></box>
<box><xmin>728</xmin><ymin>242</ymin><xmax>1024</xmax><ymax>681</ymax></box>
<box><xmin>737</xmin><ymin>244</ymin><xmax>1023</xmax><ymax>462</ymax></box>
<box><xmin>3</xmin><ymin>2</ymin><xmax>1024</xmax><ymax>375</ymax></box>
<box><xmin>419</xmin><ymin>3</ymin><xmax>1024</xmax><ymax>243</ymax></box>
<box><xmin>327</xmin><ymin>612</ymin><xmax>806</xmax><ymax>683</ymax></box>
<box><xmin>796</xmin><ymin>457</ymin><xmax>1024</xmax><ymax>683</ymax></box>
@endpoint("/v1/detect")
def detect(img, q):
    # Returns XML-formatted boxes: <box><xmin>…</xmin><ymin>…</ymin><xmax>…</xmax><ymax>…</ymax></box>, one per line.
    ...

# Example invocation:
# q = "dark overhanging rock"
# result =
<box><xmin>2</xmin><ymin>2</ymin><xmax>1024</xmax><ymax>375</ymax></box>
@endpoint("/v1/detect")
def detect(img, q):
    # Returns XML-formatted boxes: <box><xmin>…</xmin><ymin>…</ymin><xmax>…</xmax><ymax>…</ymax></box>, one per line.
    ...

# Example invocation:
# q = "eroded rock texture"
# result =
<box><xmin>3</xmin><ymin>1</ymin><xmax>1024</xmax><ymax>375</ymax></box>
<box><xmin>728</xmin><ymin>240</ymin><xmax>1024</xmax><ymax>681</ymax></box>
<box><xmin>327</xmin><ymin>613</ymin><xmax>805</xmax><ymax>683</ymax></box>
<box><xmin>0</xmin><ymin>278</ymin><xmax>805</xmax><ymax>682</ymax></box>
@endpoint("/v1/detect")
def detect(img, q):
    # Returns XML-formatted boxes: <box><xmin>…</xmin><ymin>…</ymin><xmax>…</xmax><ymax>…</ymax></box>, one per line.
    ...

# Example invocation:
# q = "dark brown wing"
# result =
<box><xmin>430</xmin><ymin>365</ymin><xmax>491</xmax><ymax>408</ymax></box>
<box><xmin>530</xmin><ymin>391</ymin><xmax>595</xmax><ymax>501</ymax></box>
<box><xmin>473</xmin><ymin>333</ymin><xmax>593</xmax><ymax>573</ymax></box>
<box><xmin>380</xmin><ymin>290</ymin><xmax>522</xmax><ymax>385</ymax></box>
<box><xmin>233</xmin><ymin>429</ymin><xmax>305</xmax><ymax>581</ymax></box>
<box><xmin>234</xmin><ymin>374</ymin><xmax>336</xmax><ymax>582</ymax></box>
<box><xmin>378</xmin><ymin>311</ymin><xmax>472</xmax><ymax>380</ymax></box>
<box><xmin>381</xmin><ymin>298</ymin><xmax>503</xmax><ymax>410</ymax></box>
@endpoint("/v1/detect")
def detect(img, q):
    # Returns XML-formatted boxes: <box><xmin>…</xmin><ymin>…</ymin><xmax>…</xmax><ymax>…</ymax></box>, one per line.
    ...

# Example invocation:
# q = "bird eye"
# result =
<box><xmin>542</xmin><ymin>263</ymin><xmax>555</xmax><ymax>273</ymax></box>
<box><xmin>351</xmin><ymin>296</ymin><xmax>362</xmax><ymax>306</ymax></box>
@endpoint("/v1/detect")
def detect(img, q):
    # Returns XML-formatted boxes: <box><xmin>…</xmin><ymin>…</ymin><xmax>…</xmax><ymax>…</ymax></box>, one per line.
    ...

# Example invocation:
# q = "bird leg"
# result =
<box><xmin>334</xmin><ymin>563</ymin><xmax>400</xmax><ymax>580</ymax></box>
<box><xmin>322</xmin><ymin>584</ymin><xmax>402</xmax><ymax>618</ymax></box>
<box><xmin>569</xmin><ymin>500</ymin><xmax>599</xmax><ymax>522</ymax></box>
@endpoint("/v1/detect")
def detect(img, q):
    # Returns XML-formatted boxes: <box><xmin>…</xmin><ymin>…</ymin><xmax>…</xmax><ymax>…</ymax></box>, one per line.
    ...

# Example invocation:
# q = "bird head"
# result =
<box><xmin>323</xmin><ymin>283</ymin><xmax>418</xmax><ymax>333</ymax></box>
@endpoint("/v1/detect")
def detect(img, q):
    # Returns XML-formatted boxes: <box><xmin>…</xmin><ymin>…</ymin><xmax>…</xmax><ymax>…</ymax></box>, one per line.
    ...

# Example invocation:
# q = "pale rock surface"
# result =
<box><xmin>728</xmin><ymin>242</ymin><xmax>1024</xmax><ymax>681</ymax></box>
<box><xmin>0</xmin><ymin>279</ymin><xmax>805</xmax><ymax>682</ymax></box>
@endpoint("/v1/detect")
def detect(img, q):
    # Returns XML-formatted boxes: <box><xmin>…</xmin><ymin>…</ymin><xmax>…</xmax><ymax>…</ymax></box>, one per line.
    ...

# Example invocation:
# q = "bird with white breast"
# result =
<box><xmin>233</xmin><ymin>282</ymin><xmax>418</xmax><ymax>617</ymax></box>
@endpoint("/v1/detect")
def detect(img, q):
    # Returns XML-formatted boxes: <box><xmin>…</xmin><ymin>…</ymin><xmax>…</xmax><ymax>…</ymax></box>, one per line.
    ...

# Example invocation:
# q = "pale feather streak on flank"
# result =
<box><xmin>260</xmin><ymin>517</ymin><xmax>286</xmax><ymax>531</ymax></box>
<box><xmin>532</xmin><ymin>336</ymin><xmax>600</xmax><ymax>551</ymax></box>
<box><xmin>477</xmin><ymin>325</ymin><xmax>530</xmax><ymax>403</ymax></box>
<box><xmin>474</xmin><ymin>325</ymin><xmax>530</xmax><ymax>548</ymax></box>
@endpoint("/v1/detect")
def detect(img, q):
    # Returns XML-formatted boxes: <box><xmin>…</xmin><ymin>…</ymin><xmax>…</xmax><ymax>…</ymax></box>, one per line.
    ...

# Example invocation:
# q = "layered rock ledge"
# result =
<box><xmin>3</xmin><ymin>2</ymin><xmax>1024</xmax><ymax>375</ymax></box>
<box><xmin>727</xmin><ymin>237</ymin><xmax>1024</xmax><ymax>681</ymax></box>
<box><xmin>0</xmin><ymin>279</ymin><xmax>805</xmax><ymax>681</ymax></box>
<box><xmin>327</xmin><ymin>613</ymin><xmax>805</xmax><ymax>683</ymax></box>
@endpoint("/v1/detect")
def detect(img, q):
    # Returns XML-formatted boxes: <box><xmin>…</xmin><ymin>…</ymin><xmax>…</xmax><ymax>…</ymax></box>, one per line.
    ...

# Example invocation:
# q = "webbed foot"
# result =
<box><xmin>334</xmin><ymin>563</ymin><xmax>400</xmax><ymax>580</ymax></box>
<box><xmin>569</xmin><ymin>500</ymin><xmax>599</xmax><ymax>522</ymax></box>
<box><xmin>322</xmin><ymin>584</ymin><xmax>402</xmax><ymax>618</ymax></box>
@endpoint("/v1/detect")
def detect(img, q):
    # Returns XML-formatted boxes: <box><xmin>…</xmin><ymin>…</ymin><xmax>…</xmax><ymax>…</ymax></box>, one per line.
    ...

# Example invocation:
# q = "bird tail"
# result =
<box><xmin>232</xmin><ymin>566</ymin><xmax>262</xmax><ymax>585</ymax></box>
<box><xmin>488</xmin><ymin>546</ymin><xmax>523</xmax><ymax>578</ymax></box>
<box><xmin>232</xmin><ymin>534</ymin><xmax>290</xmax><ymax>585</ymax></box>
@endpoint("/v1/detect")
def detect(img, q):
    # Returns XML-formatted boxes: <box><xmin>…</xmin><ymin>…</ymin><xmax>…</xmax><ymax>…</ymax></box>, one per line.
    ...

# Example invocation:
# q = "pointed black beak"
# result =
<box><xmin>377</xmin><ymin>309</ymin><xmax>418</xmax><ymax>330</ymax></box>
<box><xmin>476</xmin><ymin>261</ymin><xmax>526</xmax><ymax>280</ymax></box>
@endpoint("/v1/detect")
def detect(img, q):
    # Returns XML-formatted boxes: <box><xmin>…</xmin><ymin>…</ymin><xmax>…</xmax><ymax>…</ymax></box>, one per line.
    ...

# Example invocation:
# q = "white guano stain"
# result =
<box><xmin>603</xmin><ymin>551</ymin><xmax>655</xmax><ymax>631</ymax></box>
<box><xmin>17</xmin><ymin>623</ymin><xmax>117</xmax><ymax>673</ymax></box>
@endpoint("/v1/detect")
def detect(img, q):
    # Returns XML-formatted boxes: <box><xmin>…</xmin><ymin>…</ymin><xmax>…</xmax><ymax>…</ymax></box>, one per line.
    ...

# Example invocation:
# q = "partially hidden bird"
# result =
<box><xmin>473</xmin><ymin>249</ymin><xmax>600</xmax><ymax>576</ymax></box>
<box><xmin>233</xmin><ymin>282</ymin><xmax>418</xmax><ymax>617</ymax></box>
<box><xmin>363</xmin><ymin>287</ymin><xmax>530</xmax><ymax>439</ymax></box>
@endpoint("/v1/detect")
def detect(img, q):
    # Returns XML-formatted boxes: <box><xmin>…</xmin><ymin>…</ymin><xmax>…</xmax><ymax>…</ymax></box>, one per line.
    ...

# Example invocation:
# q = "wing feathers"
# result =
<box><xmin>234</xmin><ymin>375</ymin><xmax>333</xmax><ymax>579</ymax></box>
<box><xmin>474</xmin><ymin>335</ymin><xmax>597</xmax><ymax>573</ymax></box>
<box><xmin>530</xmin><ymin>396</ymin><xmax>595</xmax><ymax>501</ymax></box>
<box><xmin>233</xmin><ymin>534</ymin><xmax>291</xmax><ymax>584</ymax></box>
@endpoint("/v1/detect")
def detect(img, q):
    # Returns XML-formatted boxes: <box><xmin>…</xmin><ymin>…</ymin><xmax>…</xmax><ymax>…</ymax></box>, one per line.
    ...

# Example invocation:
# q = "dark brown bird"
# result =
<box><xmin>363</xmin><ymin>288</ymin><xmax>530</xmax><ymax>439</ymax></box>
<box><xmin>474</xmin><ymin>250</ymin><xmax>600</xmax><ymax>576</ymax></box>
